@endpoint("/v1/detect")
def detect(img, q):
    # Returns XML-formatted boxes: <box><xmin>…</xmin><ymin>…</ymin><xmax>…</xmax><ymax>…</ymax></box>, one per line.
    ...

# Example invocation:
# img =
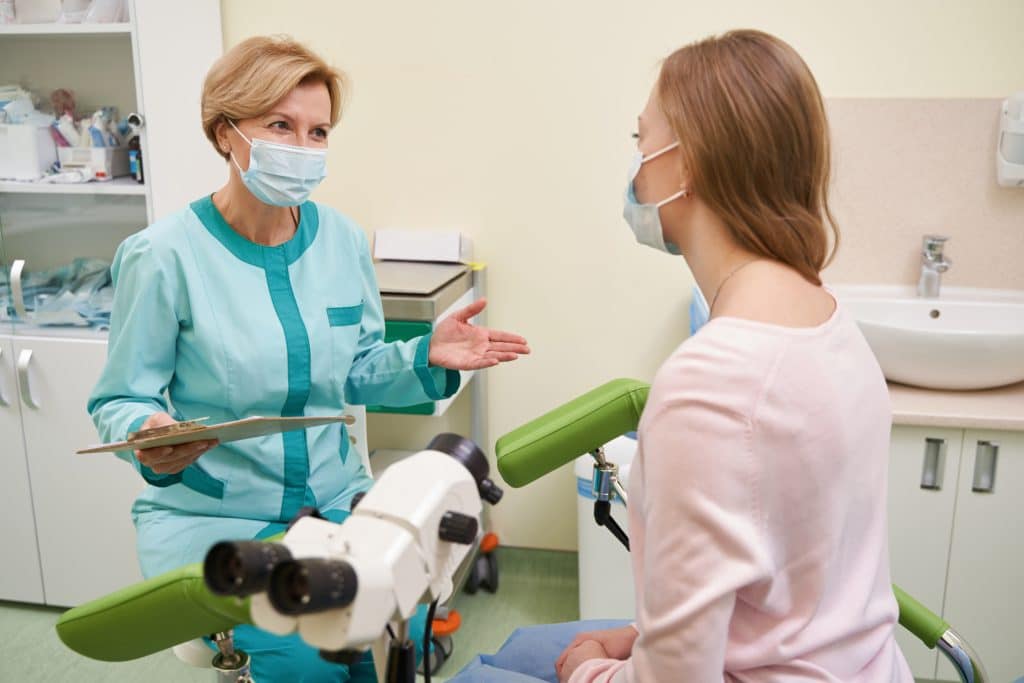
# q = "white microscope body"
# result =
<box><xmin>203</xmin><ymin>434</ymin><xmax>502</xmax><ymax>682</ymax></box>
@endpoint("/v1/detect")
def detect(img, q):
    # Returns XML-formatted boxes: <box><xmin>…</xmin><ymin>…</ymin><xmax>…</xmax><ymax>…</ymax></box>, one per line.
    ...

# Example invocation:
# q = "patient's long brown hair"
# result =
<box><xmin>658</xmin><ymin>30</ymin><xmax>838</xmax><ymax>285</ymax></box>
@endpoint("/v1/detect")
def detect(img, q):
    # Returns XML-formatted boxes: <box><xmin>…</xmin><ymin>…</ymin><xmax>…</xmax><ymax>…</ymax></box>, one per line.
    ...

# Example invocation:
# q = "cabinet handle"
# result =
<box><xmin>10</xmin><ymin>259</ymin><xmax>27</xmax><ymax>320</ymax></box>
<box><xmin>971</xmin><ymin>441</ymin><xmax>999</xmax><ymax>493</ymax></box>
<box><xmin>920</xmin><ymin>437</ymin><xmax>945</xmax><ymax>490</ymax></box>
<box><xmin>0</xmin><ymin>347</ymin><xmax>9</xmax><ymax>407</ymax></box>
<box><xmin>17</xmin><ymin>349</ymin><xmax>39</xmax><ymax>409</ymax></box>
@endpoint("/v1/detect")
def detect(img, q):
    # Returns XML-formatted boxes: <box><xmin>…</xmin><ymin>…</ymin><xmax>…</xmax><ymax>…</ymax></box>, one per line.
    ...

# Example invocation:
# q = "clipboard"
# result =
<box><xmin>77</xmin><ymin>414</ymin><xmax>356</xmax><ymax>455</ymax></box>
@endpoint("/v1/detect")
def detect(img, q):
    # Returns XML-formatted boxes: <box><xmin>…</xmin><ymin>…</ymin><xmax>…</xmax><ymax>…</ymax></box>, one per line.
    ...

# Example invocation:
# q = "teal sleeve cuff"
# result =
<box><xmin>125</xmin><ymin>414</ymin><xmax>180</xmax><ymax>488</ymax></box>
<box><xmin>413</xmin><ymin>333</ymin><xmax>461</xmax><ymax>401</ymax></box>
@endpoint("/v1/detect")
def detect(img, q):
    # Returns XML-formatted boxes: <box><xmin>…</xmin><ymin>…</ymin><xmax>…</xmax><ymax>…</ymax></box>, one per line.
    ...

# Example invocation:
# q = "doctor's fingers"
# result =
<box><xmin>486</xmin><ymin>341</ymin><xmax>531</xmax><ymax>355</ymax></box>
<box><xmin>137</xmin><ymin>440</ymin><xmax>218</xmax><ymax>473</ymax></box>
<box><xmin>484</xmin><ymin>328</ymin><xmax>528</xmax><ymax>346</ymax></box>
<box><xmin>484</xmin><ymin>351</ymin><xmax>520</xmax><ymax>363</ymax></box>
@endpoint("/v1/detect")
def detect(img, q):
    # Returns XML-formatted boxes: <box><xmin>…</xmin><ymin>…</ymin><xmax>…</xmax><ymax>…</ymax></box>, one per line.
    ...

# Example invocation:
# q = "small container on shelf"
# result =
<box><xmin>57</xmin><ymin>145</ymin><xmax>130</xmax><ymax>181</ymax></box>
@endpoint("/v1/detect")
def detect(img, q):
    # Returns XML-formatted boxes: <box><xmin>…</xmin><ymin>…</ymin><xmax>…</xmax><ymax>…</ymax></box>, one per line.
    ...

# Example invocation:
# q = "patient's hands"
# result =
<box><xmin>134</xmin><ymin>412</ymin><xmax>218</xmax><ymax>474</ymax></box>
<box><xmin>555</xmin><ymin>624</ymin><xmax>637</xmax><ymax>681</ymax></box>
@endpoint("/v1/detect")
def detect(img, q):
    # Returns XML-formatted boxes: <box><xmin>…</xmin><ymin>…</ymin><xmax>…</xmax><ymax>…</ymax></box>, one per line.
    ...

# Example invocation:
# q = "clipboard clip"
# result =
<box><xmin>127</xmin><ymin>417</ymin><xmax>210</xmax><ymax>443</ymax></box>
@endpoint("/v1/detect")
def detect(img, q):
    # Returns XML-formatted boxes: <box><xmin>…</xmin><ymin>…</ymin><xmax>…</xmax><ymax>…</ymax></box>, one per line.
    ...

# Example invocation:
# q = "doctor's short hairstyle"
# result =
<box><xmin>201</xmin><ymin>35</ymin><xmax>347</xmax><ymax>160</ymax></box>
<box><xmin>658</xmin><ymin>30</ymin><xmax>838</xmax><ymax>285</ymax></box>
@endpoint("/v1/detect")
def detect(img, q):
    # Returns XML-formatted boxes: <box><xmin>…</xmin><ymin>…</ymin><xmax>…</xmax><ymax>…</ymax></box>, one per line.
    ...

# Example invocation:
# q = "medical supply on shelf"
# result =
<box><xmin>0</xmin><ymin>121</ymin><xmax>58</xmax><ymax>181</ymax></box>
<box><xmin>14</xmin><ymin>0</ymin><xmax>60</xmax><ymax>24</ymax></box>
<box><xmin>57</xmin><ymin>145</ymin><xmax>130</xmax><ymax>180</ymax></box>
<box><xmin>0</xmin><ymin>0</ymin><xmax>15</xmax><ymax>24</ymax></box>
<box><xmin>0</xmin><ymin>257</ymin><xmax>113</xmax><ymax>328</ymax></box>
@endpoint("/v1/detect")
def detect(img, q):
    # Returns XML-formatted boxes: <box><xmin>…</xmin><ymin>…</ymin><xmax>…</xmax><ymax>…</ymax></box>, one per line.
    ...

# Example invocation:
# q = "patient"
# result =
<box><xmin>450</xmin><ymin>29</ymin><xmax>913</xmax><ymax>682</ymax></box>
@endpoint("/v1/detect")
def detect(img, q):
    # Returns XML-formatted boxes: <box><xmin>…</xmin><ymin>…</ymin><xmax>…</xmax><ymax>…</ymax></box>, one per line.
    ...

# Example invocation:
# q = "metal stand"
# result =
<box><xmin>211</xmin><ymin>631</ymin><xmax>254</xmax><ymax>683</ymax></box>
<box><xmin>383</xmin><ymin>621</ymin><xmax>417</xmax><ymax>683</ymax></box>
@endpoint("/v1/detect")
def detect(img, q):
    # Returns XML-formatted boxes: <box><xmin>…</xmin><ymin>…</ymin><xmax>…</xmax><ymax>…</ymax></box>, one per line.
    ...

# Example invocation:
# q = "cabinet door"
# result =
<box><xmin>131</xmin><ymin>0</ymin><xmax>224</xmax><ymax>222</ymax></box>
<box><xmin>0</xmin><ymin>336</ymin><xmax>44</xmax><ymax>603</ymax></box>
<box><xmin>13</xmin><ymin>337</ymin><xmax>145</xmax><ymax>607</ymax></box>
<box><xmin>938</xmin><ymin>430</ymin><xmax>1024</xmax><ymax>683</ymax></box>
<box><xmin>888</xmin><ymin>426</ymin><xmax>963</xmax><ymax>679</ymax></box>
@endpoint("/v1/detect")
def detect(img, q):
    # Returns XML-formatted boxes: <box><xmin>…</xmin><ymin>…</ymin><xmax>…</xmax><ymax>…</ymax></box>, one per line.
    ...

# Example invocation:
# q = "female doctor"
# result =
<box><xmin>88</xmin><ymin>35</ymin><xmax>529</xmax><ymax>682</ymax></box>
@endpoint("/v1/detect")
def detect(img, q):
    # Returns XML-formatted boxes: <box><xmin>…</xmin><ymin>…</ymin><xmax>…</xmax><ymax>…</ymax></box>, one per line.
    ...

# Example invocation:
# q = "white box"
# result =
<box><xmin>58</xmin><ymin>146</ymin><xmax>130</xmax><ymax>179</ymax></box>
<box><xmin>373</xmin><ymin>229</ymin><xmax>473</xmax><ymax>264</ymax></box>
<box><xmin>0</xmin><ymin>123</ymin><xmax>57</xmax><ymax>181</ymax></box>
<box><xmin>13</xmin><ymin>0</ymin><xmax>61</xmax><ymax>23</ymax></box>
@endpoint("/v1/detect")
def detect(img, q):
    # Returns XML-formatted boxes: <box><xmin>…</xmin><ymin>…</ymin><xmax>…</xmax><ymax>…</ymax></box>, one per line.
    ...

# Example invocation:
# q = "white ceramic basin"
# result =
<box><xmin>831</xmin><ymin>285</ymin><xmax>1024</xmax><ymax>391</ymax></box>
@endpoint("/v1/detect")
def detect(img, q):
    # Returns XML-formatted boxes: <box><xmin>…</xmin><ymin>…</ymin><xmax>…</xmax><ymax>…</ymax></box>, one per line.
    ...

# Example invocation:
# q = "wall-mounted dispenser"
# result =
<box><xmin>997</xmin><ymin>92</ymin><xmax>1024</xmax><ymax>187</ymax></box>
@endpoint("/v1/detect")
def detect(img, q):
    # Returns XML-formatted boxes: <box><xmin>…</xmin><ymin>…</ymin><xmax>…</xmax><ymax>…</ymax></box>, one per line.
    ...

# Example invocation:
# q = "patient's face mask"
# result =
<box><xmin>228</xmin><ymin>120</ymin><xmax>327</xmax><ymax>207</ymax></box>
<box><xmin>622</xmin><ymin>141</ymin><xmax>685</xmax><ymax>255</ymax></box>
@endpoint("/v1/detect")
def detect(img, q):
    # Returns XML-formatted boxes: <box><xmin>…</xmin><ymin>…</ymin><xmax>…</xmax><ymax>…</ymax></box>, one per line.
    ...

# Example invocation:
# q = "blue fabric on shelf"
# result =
<box><xmin>0</xmin><ymin>257</ymin><xmax>113</xmax><ymax>328</ymax></box>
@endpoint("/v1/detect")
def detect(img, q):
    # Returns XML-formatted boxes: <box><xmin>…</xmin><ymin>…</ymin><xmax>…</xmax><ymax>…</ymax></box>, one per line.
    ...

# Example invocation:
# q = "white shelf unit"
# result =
<box><xmin>0</xmin><ymin>0</ymin><xmax>224</xmax><ymax>608</ymax></box>
<box><xmin>0</xmin><ymin>178</ymin><xmax>146</xmax><ymax>195</ymax></box>
<box><xmin>0</xmin><ymin>22</ymin><xmax>132</xmax><ymax>35</ymax></box>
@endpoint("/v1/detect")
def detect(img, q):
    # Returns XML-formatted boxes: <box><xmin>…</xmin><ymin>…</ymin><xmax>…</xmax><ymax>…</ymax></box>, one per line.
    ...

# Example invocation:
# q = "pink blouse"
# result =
<box><xmin>571</xmin><ymin>304</ymin><xmax>913</xmax><ymax>682</ymax></box>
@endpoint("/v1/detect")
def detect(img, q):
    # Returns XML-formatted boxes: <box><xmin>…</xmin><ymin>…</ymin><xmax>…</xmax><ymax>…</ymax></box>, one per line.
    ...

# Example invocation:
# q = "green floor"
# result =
<box><xmin>0</xmin><ymin>547</ymin><xmax>579</xmax><ymax>682</ymax></box>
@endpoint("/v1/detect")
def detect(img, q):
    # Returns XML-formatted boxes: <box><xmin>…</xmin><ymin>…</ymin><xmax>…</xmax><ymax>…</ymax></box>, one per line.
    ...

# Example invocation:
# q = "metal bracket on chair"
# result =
<box><xmin>937</xmin><ymin>628</ymin><xmax>989</xmax><ymax>683</ymax></box>
<box><xmin>590</xmin><ymin>448</ymin><xmax>631</xmax><ymax>551</ymax></box>
<box><xmin>591</xmin><ymin>447</ymin><xmax>628</xmax><ymax>508</ymax></box>
<box><xmin>211</xmin><ymin>630</ymin><xmax>255</xmax><ymax>683</ymax></box>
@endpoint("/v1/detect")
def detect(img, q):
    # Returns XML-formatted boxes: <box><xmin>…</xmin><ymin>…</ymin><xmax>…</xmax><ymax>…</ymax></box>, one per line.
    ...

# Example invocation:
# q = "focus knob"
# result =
<box><xmin>438</xmin><ymin>511</ymin><xmax>478</xmax><ymax>545</ymax></box>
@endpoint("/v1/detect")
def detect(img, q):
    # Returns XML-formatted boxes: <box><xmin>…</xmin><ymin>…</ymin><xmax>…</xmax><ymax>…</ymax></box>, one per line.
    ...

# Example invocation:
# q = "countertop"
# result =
<box><xmin>889</xmin><ymin>381</ymin><xmax>1024</xmax><ymax>431</ymax></box>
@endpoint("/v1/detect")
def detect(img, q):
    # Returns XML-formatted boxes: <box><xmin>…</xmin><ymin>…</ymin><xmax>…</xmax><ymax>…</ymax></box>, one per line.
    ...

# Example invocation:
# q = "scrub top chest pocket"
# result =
<box><xmin>327</xmin><ymin>301</ymin><xmax>365</xmax><ymax>392</ymax></box>
<box><xmin>327</xmin><ymin>302</ymin><xmax>364</xmax><ymax>327</ymax></box>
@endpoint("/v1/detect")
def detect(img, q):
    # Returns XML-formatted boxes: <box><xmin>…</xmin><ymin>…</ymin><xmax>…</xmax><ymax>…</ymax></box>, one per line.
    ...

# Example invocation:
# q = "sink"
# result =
<box><xmin>831</xmin><ymin>285</ymin><xmax>1024</xmax><ymax>391</ymax></box>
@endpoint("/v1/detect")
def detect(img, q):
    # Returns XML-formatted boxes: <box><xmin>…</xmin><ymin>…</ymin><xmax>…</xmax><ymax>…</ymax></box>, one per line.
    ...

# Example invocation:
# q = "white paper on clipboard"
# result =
<box><xmin>76</xmin><ymin>415</ymin><xmax>354</xmax><ymax>455</ymax></box>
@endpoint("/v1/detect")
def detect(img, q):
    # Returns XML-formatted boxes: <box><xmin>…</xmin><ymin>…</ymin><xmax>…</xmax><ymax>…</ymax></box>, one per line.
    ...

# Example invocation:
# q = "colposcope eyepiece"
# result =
<box><xmin>204</xmin><ymin>541</ymin><xmax>293</xmax><ymax>598</ymax></box>
<box><xmin>268</xmin><ymin>558</ymin><xmax>359</xmax><ymax>616</ymax></box>
<box><xmin>427</xmin><ymin>433</ymin><xmax>504</xmax><ymax>505</ymax></box>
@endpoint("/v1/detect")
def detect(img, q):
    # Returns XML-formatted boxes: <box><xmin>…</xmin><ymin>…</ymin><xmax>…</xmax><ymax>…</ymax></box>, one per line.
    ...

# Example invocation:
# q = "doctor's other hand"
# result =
<box><xmin>134</xmin><ymin>412</ymin><xmax>219</xmax><ymax>475</ymax></box>
<box><xmin>556</xmin><ymin>639</ymin><xmax>610</xmax><ymax>683</ymax></box>
<box><xmin>428</xmin><ymin>298</ymin><xmax>530</xmax><ymax>371</ymax></box>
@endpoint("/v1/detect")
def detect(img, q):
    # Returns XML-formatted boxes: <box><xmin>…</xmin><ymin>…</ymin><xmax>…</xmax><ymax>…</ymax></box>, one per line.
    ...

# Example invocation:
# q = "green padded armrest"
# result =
<box><xmin>496</xmin><ymin>378</ymin><xmax>650</xmax><ymax>487</ymax></box>
<box><xmin>894</xmin><ymin>584</ymin><xmax>949</xmax><ymax>649</ymax></box>
<box><xmin>56</xmin><ymin>562</ymin><xmax>252</xmax><ymax>662</ymax></box>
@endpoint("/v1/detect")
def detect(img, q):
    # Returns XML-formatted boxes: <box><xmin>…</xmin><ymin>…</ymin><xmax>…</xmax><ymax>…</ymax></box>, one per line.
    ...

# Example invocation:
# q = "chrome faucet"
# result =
<box><xmin>918</xmin><ymin>235</ymin><xmax>951</xmax><ymax>298</ymax></box>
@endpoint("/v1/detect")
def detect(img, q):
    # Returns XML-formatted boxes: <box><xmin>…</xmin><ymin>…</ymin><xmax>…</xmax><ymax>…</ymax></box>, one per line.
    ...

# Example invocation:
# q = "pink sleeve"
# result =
<box><xmin>624</xmin><ymin>360</ymin><xmax>775</xmax><ymax>681</ymax></box>
<box><xmin>568</xmin><ymin>657</ymin><xmax>628</xmax><ymax>683</ymax></box>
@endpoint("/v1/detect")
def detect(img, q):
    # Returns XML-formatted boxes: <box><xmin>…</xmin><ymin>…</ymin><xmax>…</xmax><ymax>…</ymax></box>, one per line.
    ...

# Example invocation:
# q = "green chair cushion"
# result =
<box><xmin>56</xmin><ymin>562</ymin><xmax>252</xmax><ymax>662</ymax></box>
<box><xmin>495</xmin><ymin>378</ymin><xmax>649</xmax><ymax>487</ymax></box>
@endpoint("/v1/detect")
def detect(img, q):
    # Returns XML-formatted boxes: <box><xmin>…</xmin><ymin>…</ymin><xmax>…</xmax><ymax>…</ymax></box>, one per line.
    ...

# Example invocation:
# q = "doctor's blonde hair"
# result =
<box><xmin>201</xmin><ymin>35</ymin><xmax>347</xmax><ymax>160</ymax></box>
<box><xmin>658</xmin><ymin>30</ymin><xmax>838</xmax><ymax>284</ymax></box>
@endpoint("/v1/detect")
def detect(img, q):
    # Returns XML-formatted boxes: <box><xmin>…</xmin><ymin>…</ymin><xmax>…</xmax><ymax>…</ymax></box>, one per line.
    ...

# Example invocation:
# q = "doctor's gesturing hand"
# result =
<box><xmin>428</xmin><ymin>298</ymin><xmax>530</xmax><ymax>370</ymax></box>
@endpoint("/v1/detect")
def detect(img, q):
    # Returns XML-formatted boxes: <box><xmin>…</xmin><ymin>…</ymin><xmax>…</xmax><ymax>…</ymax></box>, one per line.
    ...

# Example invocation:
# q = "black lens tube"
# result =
<box><xmin>268</xmin><ymin>558</ymin><xmax>359</xmax><ymax>616</ymax></box>
<box><xmin>427</xmin><ymin>433</ymin><xmax>504</xmax><ymax>505</ymax></box>
<box><xmin>204</xmin><ymin>541</ymin><xmax>293</xmax><ymax>598</ymax></box>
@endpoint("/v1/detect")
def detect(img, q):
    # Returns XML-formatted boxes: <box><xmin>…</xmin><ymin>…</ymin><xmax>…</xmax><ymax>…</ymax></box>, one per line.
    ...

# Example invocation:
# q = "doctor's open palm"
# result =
<box><xmin>428</xmin><ymin>298</ymin><xmax>530</xmax><ymax>370</ymax></box>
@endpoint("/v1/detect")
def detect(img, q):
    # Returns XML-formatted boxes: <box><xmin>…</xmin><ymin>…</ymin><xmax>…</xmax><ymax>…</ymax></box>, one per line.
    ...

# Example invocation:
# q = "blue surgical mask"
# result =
<box><xmin>622</xmin><ymin>141</ymin><xmax>686</xmax><ymax>255</ymax></box>
<box><xmin>229</xmin><ymin>120</ymin><xmax>327</xmax><ymax>207</ymax></box>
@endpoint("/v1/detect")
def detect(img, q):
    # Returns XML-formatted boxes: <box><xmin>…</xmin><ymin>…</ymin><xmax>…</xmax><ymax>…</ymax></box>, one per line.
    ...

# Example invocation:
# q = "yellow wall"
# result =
<box><xmin>221</xmin><ymin>0</ymin><xmax>1024</xmax><ymax>549</ymax></box>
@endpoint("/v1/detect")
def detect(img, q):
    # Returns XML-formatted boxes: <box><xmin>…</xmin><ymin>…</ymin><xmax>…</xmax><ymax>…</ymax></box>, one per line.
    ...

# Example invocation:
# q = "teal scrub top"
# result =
<box><xmin>88</xmin><ymin>196</ymin><xmax>459</xmax><ymax>576</ymax></box>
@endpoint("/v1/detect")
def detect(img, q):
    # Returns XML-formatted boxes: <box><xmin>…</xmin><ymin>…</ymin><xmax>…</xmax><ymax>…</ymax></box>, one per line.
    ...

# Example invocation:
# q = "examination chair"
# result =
<box><xmin>55</xmin><ymin>380</ymin><xmax>988</xmax><ymax>683</ymax></box>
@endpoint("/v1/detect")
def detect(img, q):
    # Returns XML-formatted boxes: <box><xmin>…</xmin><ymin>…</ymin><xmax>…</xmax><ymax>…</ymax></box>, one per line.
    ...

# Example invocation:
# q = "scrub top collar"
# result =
<box><xmin>190</xmin><ymin>194</ymin><xmax>319</xmax><ymax>268</ymax></box>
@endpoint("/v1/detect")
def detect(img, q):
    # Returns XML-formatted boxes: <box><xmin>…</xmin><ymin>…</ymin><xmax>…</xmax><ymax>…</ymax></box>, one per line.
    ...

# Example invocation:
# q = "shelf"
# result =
<box><xmin>6</xmin><ymin>326</ymin><xmax>109</xmax><ymax>342</ymax></box>
<box><xmin>0</xmin><ymin>22</ymin><xmax>131</xmax><ymax>35</ymax></box>
<box><xmin>0</xmin><ymin>178</ymin><xmax>146</xmax><ymax>196</ymax></box>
